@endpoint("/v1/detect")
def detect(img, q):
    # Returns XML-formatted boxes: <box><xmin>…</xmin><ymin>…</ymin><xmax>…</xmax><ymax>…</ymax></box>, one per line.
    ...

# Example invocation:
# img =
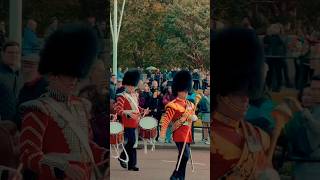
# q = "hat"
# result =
<box><xmin>38</xmin><ymin>23</ymin><xmax>98</xmax><ymax>79</ymax></box>
<box><xmin>212</xmin><ymin>28</ymin><xmax>264</xmax><ymax>99</ymax></box>
<box><xmin>172</xmin><ymin>70</ymin><xmax>192</xmax><ymax>96</ymax></box>
<box><xmin>122</xmin><ymin>69</ymin><xmax>141</xmax><ymax>86</ymax></box>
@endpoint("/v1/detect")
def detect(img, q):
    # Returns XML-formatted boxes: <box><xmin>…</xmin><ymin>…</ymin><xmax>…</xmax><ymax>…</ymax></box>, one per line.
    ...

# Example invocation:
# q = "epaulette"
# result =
<box><xmin>19</xmin><ymin>98</ymin><xmax>51</xmax><ymax>116</ymax></box>
<box><xmin>165</xmin><ymin>99</ymin><xmax>178</xmax><ymax>110</ymax></box>
<box><xmin>165</xmin><ymin>99</ymin><xmax>187</xmax><ymax>112</ymax></box>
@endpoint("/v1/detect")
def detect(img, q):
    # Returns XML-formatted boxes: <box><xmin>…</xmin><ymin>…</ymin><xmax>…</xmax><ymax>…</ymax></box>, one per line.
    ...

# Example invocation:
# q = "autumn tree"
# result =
<box><xmin>116</xmin><ymin>0</ymin><xmax>210</xmax><ymax>69</ymax></box>
<box><xmin>160</xmin><ymin>0</ymin><xmax>210</xmax><ymax>69</ymax></box>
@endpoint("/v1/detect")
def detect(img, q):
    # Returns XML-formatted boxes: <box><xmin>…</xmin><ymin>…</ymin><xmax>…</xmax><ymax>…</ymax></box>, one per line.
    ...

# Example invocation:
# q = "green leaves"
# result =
<box><xmin>117</xmin><ymin>0</ymin><xmax>210</xmax><ymax>69</ymax></box>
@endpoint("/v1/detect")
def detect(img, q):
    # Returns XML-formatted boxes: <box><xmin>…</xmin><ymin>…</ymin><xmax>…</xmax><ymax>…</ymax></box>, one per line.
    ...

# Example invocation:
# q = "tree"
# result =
<box><xmin>0</xmin><ymin>0</ymin><xmax>106</xmax><ymax>36</ymax></box>
<box><xmin>116</xmin><ymin>0</ymin><xmax>167</xmax><ymax>68</ymax></box>
<box><xmin>117</xmin><ymin>0</ymin><xmax>210</xmax><ymax>69</ymax></box>
<box><xmin>160</xmin><ymin>0</ymin><xmax>210</xmax><ymax>69</ymax></box>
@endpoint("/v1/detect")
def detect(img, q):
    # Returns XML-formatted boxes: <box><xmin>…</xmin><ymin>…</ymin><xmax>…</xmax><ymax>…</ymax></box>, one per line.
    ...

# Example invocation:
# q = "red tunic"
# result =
<box><xmin>114</xmin><ymin>92</ymin><xmax>143</xmax><ymax>128</ymax></box>
<box><xmin>160</xmin><ymin>98</ymin><xmax>194</xmax><ymax>143</ymax></box>
<box><xmin>211</xmin><ymin>111</ymin><xmax>271</xmax><ymax>180</ymax></box>
<box><xmin>19</xmin><ymin>93</ymin><xmax>107</xmax><ymax>180</ymax></box>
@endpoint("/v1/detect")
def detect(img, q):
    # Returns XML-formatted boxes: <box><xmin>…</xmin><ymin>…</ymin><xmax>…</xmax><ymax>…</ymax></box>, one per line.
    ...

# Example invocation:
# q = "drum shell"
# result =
<box><xmin>139</xmin><ymin>127</ymin><xmax>157</xmax><ymax>139</ymax></box>
<box><xmin>110</xmin><ymin>132</ymin><xmax>124</xmax><ymax>145</ymax></box>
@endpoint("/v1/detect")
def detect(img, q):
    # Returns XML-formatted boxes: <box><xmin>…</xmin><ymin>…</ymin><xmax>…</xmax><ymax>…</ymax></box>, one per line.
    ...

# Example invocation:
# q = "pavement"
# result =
<box><xmin>110</xmin><ymin>149</ymin><xmax>210</xmax><ymax>180</ymax></box>
<box><xmin>110</xmin><ymin>130</ymin><xmax>210</xmax><ymax>180</ymax></box>
<box><xmin>135</xmin><ymin>129</ymin><xmax>210</xmax><ymax>150</ymax></box>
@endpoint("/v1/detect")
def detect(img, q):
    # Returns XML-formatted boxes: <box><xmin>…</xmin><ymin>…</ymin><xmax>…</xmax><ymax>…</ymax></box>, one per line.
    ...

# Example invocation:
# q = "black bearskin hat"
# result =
<box><xmin>212</xmin><ymin>28</ymin><xmax>264</xmax><ymax>101</ymax></box>
<box><xmin>122</xmin><ymin>69</ymin><xmax>141</xmax><ymax>87</ymax></box>
<box><xmin>38</xmin><ymin>23</ymin><xmax>98</xmax><ymax>79</ymax></box>
<box><xmin>172</xmin><ymin>70</ymin><xmax>192</xmax><ymax>96</ymax></box>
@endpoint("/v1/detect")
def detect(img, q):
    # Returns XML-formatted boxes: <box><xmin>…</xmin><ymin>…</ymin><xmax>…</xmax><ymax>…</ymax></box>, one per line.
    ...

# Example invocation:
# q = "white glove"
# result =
<box><xmin>190</xmin><ymin>115</ymin><xmax>198</xmax><ymax>122</ymax></box>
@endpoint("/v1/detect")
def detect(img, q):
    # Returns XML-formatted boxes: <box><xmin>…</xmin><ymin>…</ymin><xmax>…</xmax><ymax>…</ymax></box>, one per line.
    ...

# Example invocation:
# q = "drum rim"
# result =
<box><xmin>110</xmin><ymin>122</ymin><xmax>124</xmax><ymax>134</ymax></box>
<box><xmin>139</xmin><ymin>116</ymin><xmax>157</xmax><ymax>128</ymax></box>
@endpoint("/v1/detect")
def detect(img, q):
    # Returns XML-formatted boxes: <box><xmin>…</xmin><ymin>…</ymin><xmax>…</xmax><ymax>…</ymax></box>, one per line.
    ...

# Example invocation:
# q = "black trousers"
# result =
<box><xmin>266</xmin><ymin>58</ymin><xmax>283</xmax><ymax>91</ymax></box>
<box><xmin>193</xmin><ymin>80</ymin><xmax>200</xmax><ymax>90</ymax></box>
<box><xmin>170</xmin><ymin>142</ymin><xmax>190</xmax><ymax>180</ymax></box>
<box><xmin>120</xmin><ymin>128</ymin><xmax>137</xmax><ymax>168</ymax></box>
<box><xmin>295</xmin><ymin>61</ymin><xmax>314</xmax><ymax>90</ymax></box>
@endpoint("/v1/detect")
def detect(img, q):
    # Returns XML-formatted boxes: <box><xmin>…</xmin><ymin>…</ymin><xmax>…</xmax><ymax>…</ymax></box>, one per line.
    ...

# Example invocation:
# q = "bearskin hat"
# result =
<box><xmin>172</xmin><ymin>70</ymin><xmax>192</xmax><ymax>96</ymax></box>
<box><xmin>212</xmin><ymin>28</ymin><xmax>264</xmax><ymax>100</ymax></box>
<box><xmin>122</xmin><ymin>69</ymin><xmax>141</xmax><ymax>87</ymax></box>
<box><xmin>38</xmin><ymin>23</ymin><xmax>98</xmax><ymax>79</ymax></box>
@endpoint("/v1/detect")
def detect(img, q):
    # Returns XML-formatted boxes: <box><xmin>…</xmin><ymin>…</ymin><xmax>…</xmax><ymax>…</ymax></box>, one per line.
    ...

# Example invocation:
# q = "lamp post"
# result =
<box><xmin>110</xmin><ymin>0</ymin><xmax>126</xmax><ymax>78</ymax></box>
<box><xmin>9</xmin><ymin>0</ymin><xmax>22</xmax><ymax>45</ymax></box>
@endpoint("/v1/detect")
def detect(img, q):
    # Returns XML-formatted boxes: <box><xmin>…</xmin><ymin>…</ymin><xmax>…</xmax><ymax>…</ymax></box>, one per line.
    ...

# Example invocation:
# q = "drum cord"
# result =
<box><xmin>111</xmin><ymin>144</ymin><xmax>129</xmax><ymax>163</ymax></box>
<box><xmin>143</xmin><ymin>138</ymin><xmax>156</xmax><ymax>154</ymax></box>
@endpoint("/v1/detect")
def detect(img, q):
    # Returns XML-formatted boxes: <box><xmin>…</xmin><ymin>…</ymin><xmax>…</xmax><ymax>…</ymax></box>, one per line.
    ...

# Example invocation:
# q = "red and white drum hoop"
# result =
<box><xmin>110</xmin><ymin>114</ymin><xmax>128</xmax><ymax>163</ymax></box>
<box><xmin>138</xmin><ymin>116</ymin><xmax>157</xmax><ymax>154</ymax></box>
<box><xmin>110</xmin><ymin>122</ymin><xmax>124</xmax><ymax>145</ymax></box>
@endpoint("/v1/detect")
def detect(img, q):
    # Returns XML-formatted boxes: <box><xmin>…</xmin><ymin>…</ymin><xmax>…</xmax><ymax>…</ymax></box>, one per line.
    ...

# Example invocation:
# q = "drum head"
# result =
<box><xmin>110</xmin><ymin>122</ymin><xmax>123</xmax><ymax>134</ymax></box>
<box><xmin>139</xmin><ymin>117</ymin><xmax>157</xmax><ymax>129</ymax></box>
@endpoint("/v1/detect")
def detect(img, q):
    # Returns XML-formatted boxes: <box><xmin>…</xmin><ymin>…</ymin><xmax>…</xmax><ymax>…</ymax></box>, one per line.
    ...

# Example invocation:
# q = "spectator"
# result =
<box><xmin>198</xmin><ymin>87</ymin><xmax>210</xmax><ymax>144</ymax></box>
<box><xmin>18</xmin><ymin>54</ymin><xmax>48</xmax><ymax>111</ymax></box>
<box><xmin>139</xmin><ymin>83</ymin><xmax>152</xmax><ymax>109</ymax></box>
<box><xmin>150</xmin><ymin>80</ymin><xmax>163</xmax><ymax>141</ymax></box>
<box><xmin>242</xmin><ymin>17</ymin><xmax>254</xmax><ymax>30</ymax></box>
<box><xmin>22</xmin><ymin>19</ymin><xmax>39</xmax><ymax>56</ymax></box>
<box><xmin>192</xmin><ymin>69</ymin><xmax>201</xmax><ymax>90</ymax></box>
<box><xmin>284</xmin><ymin>75</ymin><xmax>320</xmax><ymax>179</ymax></box>
<box><xmin>0</xmin><ymin>42</ymin><xmax>23</xmax><ymax>122</ymax></box>
<box><xmin>110</xmin><ymin>74</ymin><xmax>117</xmax><ymax>101</ymax></box>
<box><xmin>44</xmin><ymin>17</ymin><xmax>59</xmax><ymax>39</ymax></box>
<box><xmin>162</xmin><ymin>85</ymin><xmax>175</xmax><ymax>105</ymax></box>
<box><xmin>264</xmin><ymin>23</ymin><xmax>287</xmax><ymax>92</ymax></box>
<box><xmin>118</xmin><ymin>67</ymin><xmax>124</xmax><ymax>80</ymax></box>
<box><xmin>116</xmin><ymin>78</ymin><xmax>125</xmax><ymax>95</ymax></box>
<box><xmin>87</xmin><ymin>16</ymin><xmax>105</xmax><ymax>55</ymax></box>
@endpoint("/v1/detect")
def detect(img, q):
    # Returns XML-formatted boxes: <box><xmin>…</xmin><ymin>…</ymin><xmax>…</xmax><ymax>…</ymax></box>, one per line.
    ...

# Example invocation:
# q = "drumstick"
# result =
<box><xmin>142</xmin><ymin>108</ymin><xmax>149</xmax><ymax>118</ymax></box>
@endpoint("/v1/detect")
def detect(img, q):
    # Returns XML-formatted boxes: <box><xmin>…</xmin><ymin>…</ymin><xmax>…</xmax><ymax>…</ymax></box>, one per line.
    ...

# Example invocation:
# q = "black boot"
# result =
<box><xmin>128</xmin><ymin>166</ymin><xmax>139</xmax><ymax>171</ymax></box>
<box><xmin>118</xmin><ymin>158</ymin><xmax>127</xmax><ymax>169</ymax></box>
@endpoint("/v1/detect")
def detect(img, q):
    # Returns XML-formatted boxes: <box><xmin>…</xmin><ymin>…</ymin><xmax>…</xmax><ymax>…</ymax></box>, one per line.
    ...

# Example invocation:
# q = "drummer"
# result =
<box><xmin>160</xmin><ymin>70</ymin><xmax>197</xmax><ymax>180</ymax></box>
<box><xmin>115</xmin><ymin>69</ymin><xmax>150</xmax><ymax>171</ymax></box>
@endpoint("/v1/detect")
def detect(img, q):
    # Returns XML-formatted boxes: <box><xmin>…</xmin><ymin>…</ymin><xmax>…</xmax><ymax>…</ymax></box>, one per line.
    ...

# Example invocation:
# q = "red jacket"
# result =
<box><xmin>115</xmin><ymin>92</ymin><xmax>143</xmax><ymax>128</ymax></box>
<box><xmin>20</xmin><ymin>95</ymin><xmax>107</xmax><ymax>180</ymax></box>
<box><xmin>160</xmin><ymin>98</ymin><xmax>194</xmax><ymax>142</ymax></box>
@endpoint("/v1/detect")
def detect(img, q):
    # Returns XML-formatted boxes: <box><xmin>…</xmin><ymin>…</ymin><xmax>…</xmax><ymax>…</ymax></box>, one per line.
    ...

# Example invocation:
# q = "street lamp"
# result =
<box><xmin>9</xmin><ymin>0</ymin><xmax>22</xmax><ymax>45</ymax></box>
<box><xmin>110</xmin><ymin>0</ymin><xmax>126</xmax><ymax>78</ymax></box>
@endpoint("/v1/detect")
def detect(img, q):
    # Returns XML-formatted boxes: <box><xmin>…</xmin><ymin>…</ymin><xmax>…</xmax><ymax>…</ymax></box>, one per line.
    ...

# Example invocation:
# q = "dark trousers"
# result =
<box><xmin>193</xmin><ymin>80</ymin><xmax>200</xmax><ymax>90</ymax></box>
<box><xmin>152</xmin><ymin>112</ymin><xmax>161</xmax><ymax>141</ymax></box>
<box><xmin>170</xmin><ymin>142</ymin><xmax>190</xmax><ymax>180</ymax></box>
<box><xmin>266</xmin><ymin>58</ymin><xmax>283</xmax><ymax>91</ymax></box>
<box><xmin>295</xmin><ymin>60</ymin><xmax>314</xmax><ymax>90</ymax></box>
<box><xmin>120</xmin><ymin>128</ymin><xmax>137</xmax><ymax>168</ymax></box>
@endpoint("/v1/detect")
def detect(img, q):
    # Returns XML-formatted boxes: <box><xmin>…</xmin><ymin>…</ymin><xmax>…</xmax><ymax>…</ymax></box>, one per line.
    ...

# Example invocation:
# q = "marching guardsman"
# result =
<box><xmin>211</xmin><ymin>28</ymin><xmax>296</xmax><ymax>180</ymax></box>
<box><xmin>160</xmin><ymin>70</ymin><xmax>197</xmax><ymax>180</ymax></box>
<box><xmin>19</xmin><ymin>24</ymin><xmax>108</xmax><ymax>180</ymax></box>
<box><xmin>114</xmin><ymin>69</ymin><xmax>150</xmax><ymax>171</ymax></box>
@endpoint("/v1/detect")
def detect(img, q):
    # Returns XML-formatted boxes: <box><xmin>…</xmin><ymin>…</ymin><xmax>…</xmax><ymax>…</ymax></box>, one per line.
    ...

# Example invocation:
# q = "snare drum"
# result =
<box><xmin>110</xmin><ymin>122</ymin><xmax>124</xmax><ymax>144</ymax></box>
<box><xmin>139</xmin><ymin>117</ymin><xmax>157</xmax><ymax>139</ymax></box>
